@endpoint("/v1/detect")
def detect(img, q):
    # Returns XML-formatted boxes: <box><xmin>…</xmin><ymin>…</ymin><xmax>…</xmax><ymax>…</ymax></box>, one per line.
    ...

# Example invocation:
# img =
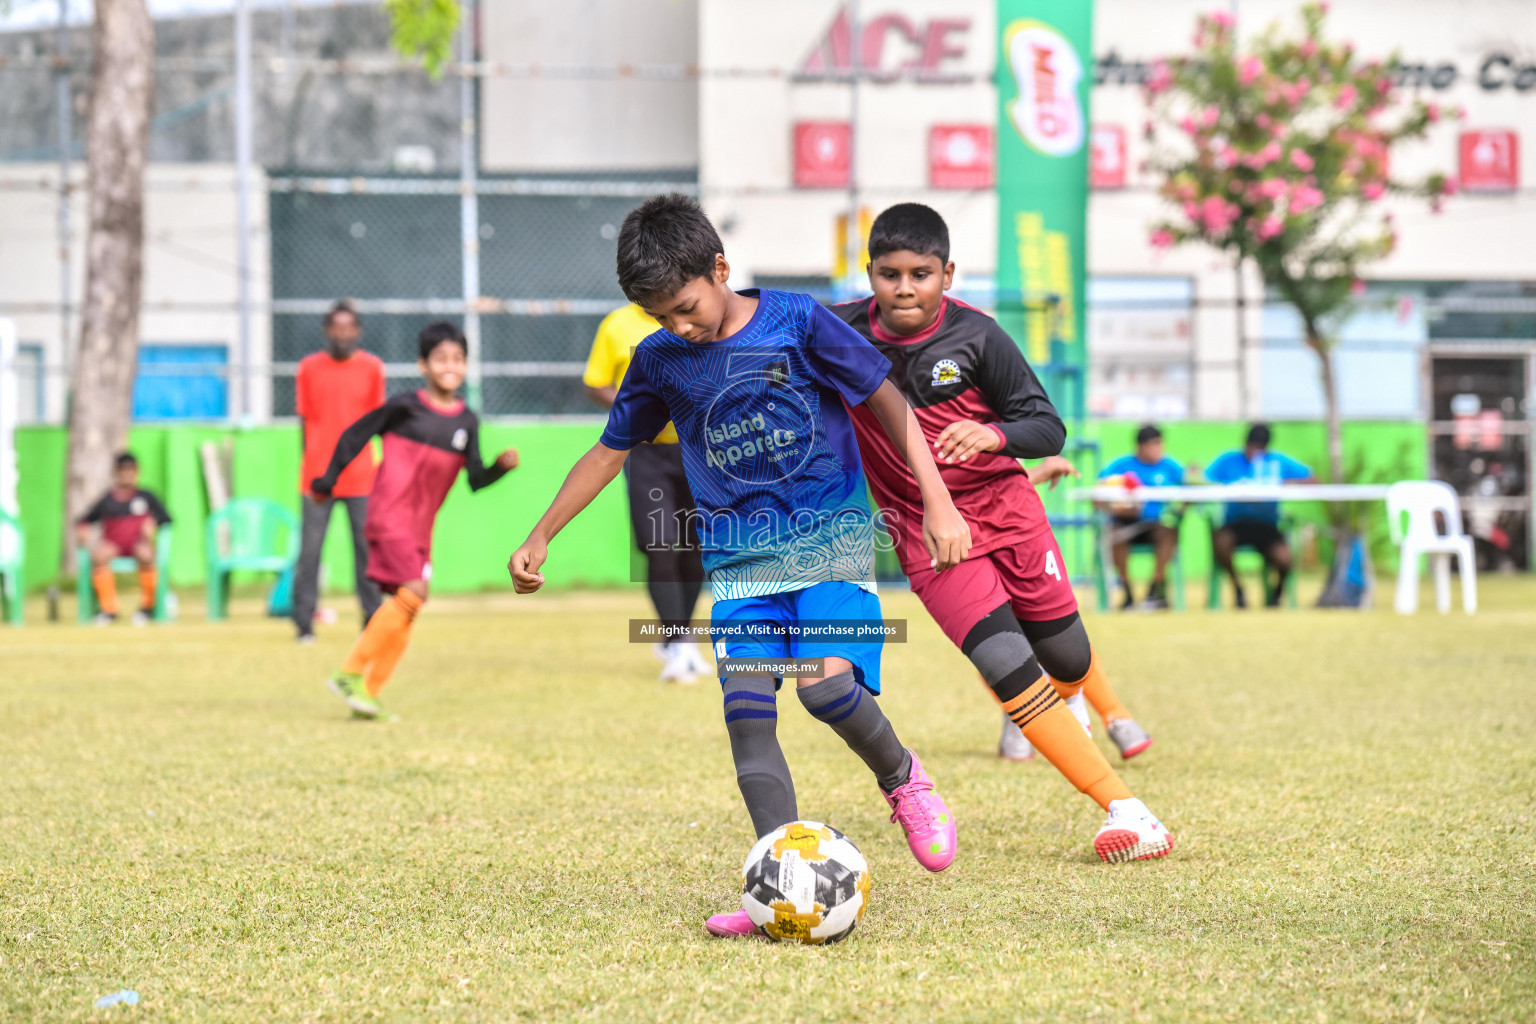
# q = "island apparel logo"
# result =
<box><xmin>1004</xmin><ymin>19</ymin><xmax>1085</xmax><ymax>158</ymax></box>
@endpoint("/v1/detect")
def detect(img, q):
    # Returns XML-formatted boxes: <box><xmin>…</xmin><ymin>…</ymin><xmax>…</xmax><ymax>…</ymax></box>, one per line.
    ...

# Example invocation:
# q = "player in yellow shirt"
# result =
<box><xmin>584</xmin><ymin>303</ymin><xmax>709</xmax><ymax>682</ymax></box>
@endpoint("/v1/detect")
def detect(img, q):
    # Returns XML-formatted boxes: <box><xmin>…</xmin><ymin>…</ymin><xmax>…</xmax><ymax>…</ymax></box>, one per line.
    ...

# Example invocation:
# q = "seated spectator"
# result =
<box><xmin>1205</xmin><ymin>423</ymin><xmax>1315</xmax><ymax>608</ymax></box>
<box><xmin>75</xmin><ymin>452</ymin><xmax>171</xmax><ymax>626</ymax></box>
<box><xmin>1098</xmin><ymin>424</ymin><xmax>1183</xmax><ymax>610</ymax></box>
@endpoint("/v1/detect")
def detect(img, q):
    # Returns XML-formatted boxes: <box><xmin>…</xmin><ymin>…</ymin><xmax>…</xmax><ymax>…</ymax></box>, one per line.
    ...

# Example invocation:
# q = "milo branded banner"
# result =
<box><xmin>996</xmin><ymin>1</ymin><xmax>1092</xmax><ymax>412</ymax></box>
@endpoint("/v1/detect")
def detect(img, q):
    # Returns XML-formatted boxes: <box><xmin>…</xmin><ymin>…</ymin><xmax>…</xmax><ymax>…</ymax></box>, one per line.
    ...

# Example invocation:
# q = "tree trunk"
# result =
<box><xmin>1308</xmin><ymin>330</ymin><xmax>1346</xmax><ymax>484</ymax></box>
<box><xmin>62</xmin><ymin>0</ymin><xmax>154</xmax><ymax>572</ymax></box>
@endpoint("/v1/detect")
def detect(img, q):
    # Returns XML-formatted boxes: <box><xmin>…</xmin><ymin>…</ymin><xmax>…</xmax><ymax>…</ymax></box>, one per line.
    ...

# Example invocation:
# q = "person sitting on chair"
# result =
<box><xmin>1098</xmin><ymin>424</ymin><xmax>1184</xmax><ymax>610</ymax></box>
<box><xmin>75</xmin><ymin>451</ymin><xmax>171</xmax><ymax>626</ymax></box>
<box><xmin>1205</xmin><ymin>423</ymin><xmax>1315</xmax><ymax>608</ymax></box>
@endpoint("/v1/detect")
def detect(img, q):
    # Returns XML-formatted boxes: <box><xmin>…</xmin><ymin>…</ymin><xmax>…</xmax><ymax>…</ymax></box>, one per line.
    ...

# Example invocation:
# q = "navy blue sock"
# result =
<box><xmin>722</xmin><ymin>674</ymin><xmax>797</xmax><ymax>838</ymax></box>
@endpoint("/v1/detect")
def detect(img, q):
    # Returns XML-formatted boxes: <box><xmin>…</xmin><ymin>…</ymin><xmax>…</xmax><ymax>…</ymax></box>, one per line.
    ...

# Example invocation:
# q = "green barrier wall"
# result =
<box><xmin>14</xmin><ymin>419</ymin><xmax>1427</xmax><ymax>594</ymax></box>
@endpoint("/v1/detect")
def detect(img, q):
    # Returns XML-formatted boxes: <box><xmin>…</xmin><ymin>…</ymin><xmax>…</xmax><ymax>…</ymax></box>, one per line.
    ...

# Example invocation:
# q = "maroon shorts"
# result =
<box><xmin>365</xmin><ymin>532</ymin><xmax>430</xmax><ymax>589</ymax></box>
<box><xmin>906</xmin><ymin>531</ymin><xmax>1078</xmax><ymax>649</ymax></box>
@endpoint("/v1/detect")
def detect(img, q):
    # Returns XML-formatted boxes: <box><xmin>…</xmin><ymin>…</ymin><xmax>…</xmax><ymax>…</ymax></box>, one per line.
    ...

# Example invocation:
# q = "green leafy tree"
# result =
<box><xmin>384</xmin><ymin>0</ymin><xmax>460</xmax><ymax>78</ymax></box>
<box><xmin>1145</xmin><ymin>2</ymin><xmax>1456</xmax><ymax>483</ymax></box>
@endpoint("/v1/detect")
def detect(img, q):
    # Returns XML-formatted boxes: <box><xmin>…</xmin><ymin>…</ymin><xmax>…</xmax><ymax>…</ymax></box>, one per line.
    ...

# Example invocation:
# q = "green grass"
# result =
<box><xmin>2</xmin><ymin>579</ymin><xmax>1534</xmax><ymax>1022</ymax></box>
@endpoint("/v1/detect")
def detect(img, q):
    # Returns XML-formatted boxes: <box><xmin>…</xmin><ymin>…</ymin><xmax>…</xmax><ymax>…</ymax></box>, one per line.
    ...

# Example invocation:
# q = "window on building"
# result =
<box><xmin>133</xmin><ymin>344</ymin><xmax>229</xmax><ymax>421</ymax></box>
<box><xmin>1087</xmin><ymin>276</ymin><xmax>1194</xmax><ymax>420</ymax></box>
<box><xmin>15</xmin><ymin>344</ymin><xmax>43</xmax><ymax>423</ymax></box>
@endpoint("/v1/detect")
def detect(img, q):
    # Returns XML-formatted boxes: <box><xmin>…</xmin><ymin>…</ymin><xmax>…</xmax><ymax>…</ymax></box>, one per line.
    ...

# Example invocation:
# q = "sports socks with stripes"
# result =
<box><xmin>722</xmin><ymin>674</ymin><xmax>798</xmax><ymax>838</ymax></box>
<box><xmin>796</xmin><ymin>670</ymin><xmax>911</xmax><ymax>793</ymax></box>
<box><xmin>963</xmin><ymin>603</ymin><xmax>1132</xmax><ymax>810</ymax></box>
<box><xmin>1020</xmin><ymin>614</ymin><xmax>1133</xmax><ymax>724</ymax></box>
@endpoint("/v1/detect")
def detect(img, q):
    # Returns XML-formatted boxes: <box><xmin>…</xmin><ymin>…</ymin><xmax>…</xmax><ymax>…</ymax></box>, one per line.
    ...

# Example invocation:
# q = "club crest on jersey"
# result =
<box><xmin>129</xmin><ymin>497</ymin><xmax>147</xmax><ymax>515</ymax></box>
<box><xmin>451</xmin><ymin>428</ymin><xmax>468</xmax><ymax>451</ymax></box>
<box><xmin>931</xmin><ymin>359</ymin><xmax>961</xmax><ymax>387</ymax></box>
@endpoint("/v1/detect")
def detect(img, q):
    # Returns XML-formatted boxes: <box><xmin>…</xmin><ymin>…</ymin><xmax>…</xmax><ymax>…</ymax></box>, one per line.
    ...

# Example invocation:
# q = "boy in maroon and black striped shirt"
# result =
<box><xmin>313</xmin><ymin>322</ymin><xmax>518</xmax><ymax>720</ymax></box>
<box><xmin>831</xmin><ymin>203</ymin><xmax>1171</xmax><ymax>862</ymax></box>
<box><xmin>75</xmin><ymin>452</ymin><xmax>171</xmax><ymax>626</ymax></box>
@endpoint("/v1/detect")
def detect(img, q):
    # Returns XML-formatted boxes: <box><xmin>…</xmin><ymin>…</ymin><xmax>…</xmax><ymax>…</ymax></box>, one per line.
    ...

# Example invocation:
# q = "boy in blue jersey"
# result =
<box><xmin>1099</xmin><ymin>424</ymin><xmax>1185</xmax><ymax>610</ymax></box>
<box><xmin>1206</xmin><ymin>422</ymin><xmax>1315</xmax><ymax>608</ymax></box>
<box><xmin>509</xmin><ymin>194</ymin><xmax>972</xmax><ymax>939</ymax></box>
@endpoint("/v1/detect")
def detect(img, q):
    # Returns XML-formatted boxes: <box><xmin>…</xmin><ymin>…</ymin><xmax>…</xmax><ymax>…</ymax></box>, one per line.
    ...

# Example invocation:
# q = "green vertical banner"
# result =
<box><xmin>996</xmin><ymin>1</ymin><xmax>1093</xmax><ymax>420</ymax></box>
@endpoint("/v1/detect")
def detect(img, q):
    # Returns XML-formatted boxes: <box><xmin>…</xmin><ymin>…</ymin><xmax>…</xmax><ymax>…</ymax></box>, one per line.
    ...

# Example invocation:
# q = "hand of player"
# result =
<box><xmin>1028</xmin><ymin>455</ymin><xmax>1081</xmax><ymax>491</ymax></box>
<box><xmin>309</xmin><ymin>478</ymin><xmax>333</xmax><ymax>503</ymax></box>
<box><xmin>934</xmin><ymin>420</ymin><xmax>1002</xmax><ymax>464</ymax></box>
<box><xmin>495</xmin><ymin>448</ymin><xmax>520</xmax><ymax>471</ymax></box>
<box><xmin>508</xmin><ymin>538</ymin><xmax>548</xmax><ymax>594</ymax></box>
<box><xmin>922</xmin><ymin>501</ymin><xmax>972</xmax><ymax>572</ymax></box>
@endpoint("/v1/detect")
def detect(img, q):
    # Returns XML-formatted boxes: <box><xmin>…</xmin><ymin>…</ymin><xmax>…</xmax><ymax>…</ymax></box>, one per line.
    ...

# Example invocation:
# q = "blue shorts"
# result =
<box><xmin>710</xmin><ymin>581</ymin><xmax>884</xmax><ymax>694</ymax></box>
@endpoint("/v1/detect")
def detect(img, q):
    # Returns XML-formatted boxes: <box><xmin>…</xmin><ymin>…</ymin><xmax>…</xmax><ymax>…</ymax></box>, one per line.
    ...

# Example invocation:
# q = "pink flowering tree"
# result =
<box><xmin>1145</xmin><ymin>2</ymin><xmax>1455</xmax><ymax>482</ymax></box>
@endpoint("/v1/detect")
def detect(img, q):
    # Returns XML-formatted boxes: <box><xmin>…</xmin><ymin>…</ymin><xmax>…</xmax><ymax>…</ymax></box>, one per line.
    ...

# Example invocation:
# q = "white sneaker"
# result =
<box><xmin>651</xmin><ymin>642</ymin><xmax>671</xmax><ymax>665</ymax></box>
<box><xmin>130</xmin><ymin>610</ymin><xmax>152</xmax><ymax>627</ymax></box>
<box><xmin>997</xmin><ymin>712</ymin><xmax>1035</xmax><ymax>761</ymax></box>
<box><xmin>676</xmin><ymin>642</ymin><xmax>711</xmax><ymax>679</ymax></box>
<box><xmin>1093</xmin><ymin>797</ymin><xmax>1174</xmax><ymax>863</ymax></box>
<box><xmin>659</xmin><ymin>643</ymin><xmax>699</xmax><ymax>684</ymax></box>
<box><xmin>1066</xmin><ymin>692</ymin><xmax>1092</xmax><ymax>737</ymax></box>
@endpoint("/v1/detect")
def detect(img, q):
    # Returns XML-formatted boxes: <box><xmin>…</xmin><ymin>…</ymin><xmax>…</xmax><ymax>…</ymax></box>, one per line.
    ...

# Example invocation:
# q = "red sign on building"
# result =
<box><xmin>1459</xmin><ymin>130</ymin><xmax>1519</xmax><ymax>192</ymax></box>
<box><xmin>1090</xmin><ymin>125</ymin><xmax>1128</xmax><ymax>189</ymax></box>
<box><xmin>794</xmin><ymin>122</ymin><xmax>851</xmax><ymax>188</ymax></box>
<box><xmin>929</xmin><ymin>125</ymin><xmax>993</xmax><ymax>189</ymax></box>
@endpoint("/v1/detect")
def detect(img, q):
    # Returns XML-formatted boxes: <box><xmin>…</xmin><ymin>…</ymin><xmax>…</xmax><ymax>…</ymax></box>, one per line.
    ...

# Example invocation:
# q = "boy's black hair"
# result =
<box><xmin>616</xmin><ymin>193</ymin><xmax>723</xmax><ymax>304</ymax></box>
<box><xmin>1246</xmin><ymin>422</ymin><xmax>1272</xmax><ymax>449</ymax></box>
<box><xmin>325</xmin><ymin>299</ymin><xmax>360</xmax><ymax>328</ymax></box>
<box><xmin>114</xmin><ymin>451</ymin><xmax>138</xmax><ymax>470</ymax></box>
<box><xmin>1136</xmin><ymin>423</ymin><xmax>1162</xmax><ymax>445</ymax></box>
<box><xmin>418</xmin><ymin>321</ymin><xmax>468</xmax><ymax>360</ymax></box>
<box><xmin>868</xmin><ymin>203</ymin><xmax>950</xmax><ymax>265</ymax></box>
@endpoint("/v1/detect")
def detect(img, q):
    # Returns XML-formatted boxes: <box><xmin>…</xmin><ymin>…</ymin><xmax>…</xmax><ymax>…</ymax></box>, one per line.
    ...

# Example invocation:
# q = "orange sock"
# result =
<box><xmin>137</xmin><ymin>567</ymin><xmax>158</xmax><ymax>613</ymax></box>
<box><xmin>92</xmin><ymin>566</ymin><xmax>119</xmax><ymax>616</ymax></box>
<box><xmin>1077</xmin><ymin>651</ymin><xmax>1132</xmax><ymax>725</ymax></box>
<box><xmin>1003</xmin><ymin>673</ymin><xmax>1133</xmax><ymax>811</ymax></box>
<box><xmin>341</xmin><ymin>590</ymin><xmax>423</xmax><ymax>696</ymax></box>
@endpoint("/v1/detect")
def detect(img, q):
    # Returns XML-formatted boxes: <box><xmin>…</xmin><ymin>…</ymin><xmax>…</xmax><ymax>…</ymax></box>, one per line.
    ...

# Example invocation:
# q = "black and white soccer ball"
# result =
<box><xmin>740</xmin><ymin>820</ymin><xmax>871</xmax><ymax>944</ymax></box>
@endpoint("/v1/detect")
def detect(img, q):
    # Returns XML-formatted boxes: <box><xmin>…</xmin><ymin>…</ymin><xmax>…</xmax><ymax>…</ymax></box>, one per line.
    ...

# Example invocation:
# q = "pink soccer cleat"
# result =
<box><xmin>704</xmin><ymin>908</ymin><xmax>761</xmax><ymax>939</ymax></box>
<box><xmin>882</xmin><ymin>749</ymin><xmax>956</xmax><ymax>872</ymax></box>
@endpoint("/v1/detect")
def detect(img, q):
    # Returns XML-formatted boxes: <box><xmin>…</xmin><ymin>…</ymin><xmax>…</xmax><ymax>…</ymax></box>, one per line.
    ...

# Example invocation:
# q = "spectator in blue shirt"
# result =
<box><xmin>1205</xmin><ymin>423</ymin><xmax>1315</xmax><ymax>608</ymax></box>
<box><xmin>1098</xmin><ymin>424</ymin><xmax>1184</xmax><ymax>610</ymax></box>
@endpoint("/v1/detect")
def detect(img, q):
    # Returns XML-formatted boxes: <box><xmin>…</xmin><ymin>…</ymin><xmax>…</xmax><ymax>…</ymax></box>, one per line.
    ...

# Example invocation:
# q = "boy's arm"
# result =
<box><xmin>1027</xmin><ymin>456</ymin><xmax>1081</xmax><ymax>491</ymax></box>
<box><xmin>464</xmin><ymin>422</ymin><xmax>518</xmax><ymax>492</ymax></box>
<box><xmin>310</xmin><ymin>403</ymin><xmax>398</xmax><ymax>497</ymax></box>
<box><xmin>862</xmin><ymin>379</ymin><xmax>971</xmax><ymax>571</ymax></box>
<box><xmin>74</xmin><ymin>494</ymin><xmax>106</xmax><ymax>543</ymax></box>
<box><xmin>509</xmin><ymin>443</ymin><xmax>628</xmax><ymax>593</ymax></box>
<box><xmin>935</xmin><ymin>322</ymin><xmax>1066</xmax><ymax>464</ymax></box>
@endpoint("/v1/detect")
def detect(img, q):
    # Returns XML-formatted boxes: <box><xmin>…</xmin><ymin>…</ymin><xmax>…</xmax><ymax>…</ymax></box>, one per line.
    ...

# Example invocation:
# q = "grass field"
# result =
<box><xmin>2</xmin><ymin>578</ymin><xmax>1534</xmax><ymax>1022</ymax></box>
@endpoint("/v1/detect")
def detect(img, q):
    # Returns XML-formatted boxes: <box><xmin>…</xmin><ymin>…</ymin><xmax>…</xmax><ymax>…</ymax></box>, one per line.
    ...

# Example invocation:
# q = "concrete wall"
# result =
<box><xmin>0</xmin><ymin>162</ymin><xmax>272</xmax><ymax>423</ymax></box>
<box><xmin>480</xmin><ymin>0</ymin><xmax>700</xmax><ymax>172</ymax></box>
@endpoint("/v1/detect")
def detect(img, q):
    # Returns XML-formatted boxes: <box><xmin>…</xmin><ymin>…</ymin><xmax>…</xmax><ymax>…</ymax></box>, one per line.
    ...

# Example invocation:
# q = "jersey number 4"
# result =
<box><xmin>1044</xmin><ymin>550</ymin><xmax>1062</xmax><ymax>582</ymax></box>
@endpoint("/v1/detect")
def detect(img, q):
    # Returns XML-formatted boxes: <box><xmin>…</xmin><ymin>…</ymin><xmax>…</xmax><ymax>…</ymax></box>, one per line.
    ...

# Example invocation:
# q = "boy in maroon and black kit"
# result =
<box><xmin>832</xmin><ymin>203</ymin><xmax>1171</xmax><ymax>862</ymax></box>
<box><xmin>313</xmin><ymin>322</ymin><xmax>518</xmax><ymax>719</ymax></box>
<box><xmin>76</xmin><ymin>452</ymin><xmax>171</xmax><ymax>626</ymax></box>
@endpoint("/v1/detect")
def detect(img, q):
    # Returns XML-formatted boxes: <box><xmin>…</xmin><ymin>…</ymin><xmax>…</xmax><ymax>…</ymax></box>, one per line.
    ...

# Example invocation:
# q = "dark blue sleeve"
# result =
<box><xmin>804</xmin><ymin>302</ymin><xmax>892</xmax><ymax>406</ymax></box>
<box><xmin>598</xmin><ymin>348</ymin><xmax>672</xmax><ymax>450</ymax></box>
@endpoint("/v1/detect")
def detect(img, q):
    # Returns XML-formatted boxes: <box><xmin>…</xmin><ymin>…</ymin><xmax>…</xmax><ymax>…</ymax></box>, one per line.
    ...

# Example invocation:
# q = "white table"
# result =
<box><xmin>1078</xmin><ymin>483</ymin><xmax>1392</xmax><ymax>505</ymax></box>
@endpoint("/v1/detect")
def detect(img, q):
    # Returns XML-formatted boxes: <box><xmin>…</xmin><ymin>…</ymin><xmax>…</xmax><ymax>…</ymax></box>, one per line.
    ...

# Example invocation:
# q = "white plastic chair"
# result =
<box><xmin>1387</xmin><ymin>481</ymin><xmax>1476</xmax><ymax>615</ymax></box>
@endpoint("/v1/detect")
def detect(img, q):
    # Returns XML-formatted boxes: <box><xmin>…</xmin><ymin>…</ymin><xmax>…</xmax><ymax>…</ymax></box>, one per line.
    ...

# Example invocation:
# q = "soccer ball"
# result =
<box><xmin>740</xmin><ymin>821</ymin><xmax>871</xmax><ymax>944</ymax></box>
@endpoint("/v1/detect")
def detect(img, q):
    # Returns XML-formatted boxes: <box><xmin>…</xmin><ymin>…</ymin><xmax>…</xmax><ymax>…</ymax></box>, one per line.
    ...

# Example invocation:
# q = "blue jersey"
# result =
<box><xmin>1100</xmin><ymin>454</ymin><xmax>1183</xmax><ymax>521</ymax></box>
<box><xmin>1205</xmin><ymin>449</ymin><xmax>1312</xmax><ymax>523</ymax></box>
<box><xmin>600</xmin><ymin>289</ymin><xmax>891</xmax><ymax>601</ymax></box>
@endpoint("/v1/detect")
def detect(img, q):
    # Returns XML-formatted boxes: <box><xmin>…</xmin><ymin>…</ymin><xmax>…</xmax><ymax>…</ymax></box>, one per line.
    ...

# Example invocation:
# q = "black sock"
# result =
<box><xmin>722</xmin><ymin>674</ymin><xmax>797</xmax><ymax>837</ymax></box>
<box><xmin>796</xmin><ymin>671</ymin><xmax>910</xmax><ymax>792</ymax></box>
